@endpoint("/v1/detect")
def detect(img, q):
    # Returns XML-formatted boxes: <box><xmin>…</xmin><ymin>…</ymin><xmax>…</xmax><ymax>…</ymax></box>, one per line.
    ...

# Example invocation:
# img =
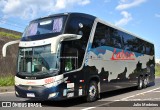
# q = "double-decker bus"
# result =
<box><xmin>2</xmin><ymin>13</ymin><xmax>155</xmax><ymax>102</ymax></box>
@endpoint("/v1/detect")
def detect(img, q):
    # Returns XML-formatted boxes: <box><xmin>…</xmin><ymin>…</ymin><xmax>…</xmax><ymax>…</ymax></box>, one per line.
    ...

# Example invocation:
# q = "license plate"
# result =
<box><xmin>27</xmin><ymin>93</ymin><xmax>35</xmax><ymax>97</ymax></box>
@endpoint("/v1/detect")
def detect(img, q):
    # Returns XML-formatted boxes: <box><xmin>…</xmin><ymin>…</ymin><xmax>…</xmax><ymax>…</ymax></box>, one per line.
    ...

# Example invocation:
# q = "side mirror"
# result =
<box><xmin>2</xmin><ymin>40</ymin><xmax>20</xmax><ymax>57</ymax></box>
<box><xmin>51</xmin><ymin>34</ymin><xmax>82</xmax><ymax>54</ymax></box>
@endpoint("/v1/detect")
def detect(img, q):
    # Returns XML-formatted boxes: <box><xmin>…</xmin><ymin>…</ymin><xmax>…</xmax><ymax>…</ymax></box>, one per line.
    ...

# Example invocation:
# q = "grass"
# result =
<box><xmin>0</xmin><ymin>31</ymin><xmax>21</xmax><ymax>39</ymax></box>
<box><xmin>155</xmin><ymin>64</ymin><xmax>160</xmax><ymax>77</ymax></box>
<box><xmin>0</xmin><ymin>75</ymin><xmax>14</xmax><ymax>87</ymax></box>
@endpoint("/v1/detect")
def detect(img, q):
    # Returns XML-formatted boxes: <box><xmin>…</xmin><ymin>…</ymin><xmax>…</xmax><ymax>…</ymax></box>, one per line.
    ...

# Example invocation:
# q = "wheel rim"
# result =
<box><xmin>89</xmin><ymin>85</ymin><xmax>96</xmax><ymax>98</ymax></box>
<box><xmin>144</xmin><ymin>77</ymin><xmax>148</xmax><ymax>86</ymax></box>
<box><xmin>139</xmin><ymin>78</ymin><xmax>143</xmax><ymax>88</ymax></box>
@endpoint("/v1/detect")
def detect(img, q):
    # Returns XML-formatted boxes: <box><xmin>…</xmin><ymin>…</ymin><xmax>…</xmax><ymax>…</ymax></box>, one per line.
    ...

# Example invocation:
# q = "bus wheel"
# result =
<box><xmin>86</xmin><ymin>81</ymin><xmax>98</xmax><ymax>102</ymax></box>
<box><xmin>143</xmin><ymin>76</ymin><xmax>149</xmax><ymax>88</ymax></box>
<box><xmin>137</xmin><ymin>76</ymin><xmax>143</xmax><ymax>90</ymax></box>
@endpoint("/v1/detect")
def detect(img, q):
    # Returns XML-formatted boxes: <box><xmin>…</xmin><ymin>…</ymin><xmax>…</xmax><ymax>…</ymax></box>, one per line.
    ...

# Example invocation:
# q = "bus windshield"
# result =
<box><xmin>23</xmin><ymin>16</ymin><xmax>66</xmax><ymax>37</ymax></box>
<box><xmin>17</xmin><ymin>45</ymin><xmax>60</xmax><ymax>75</ymax></box>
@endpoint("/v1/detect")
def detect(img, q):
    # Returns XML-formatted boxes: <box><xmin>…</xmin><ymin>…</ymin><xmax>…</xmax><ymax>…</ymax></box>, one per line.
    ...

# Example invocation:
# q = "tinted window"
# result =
<box><xmin>137</xmin><ymin>39</ymin><xmax>145</xmax><ymax>54</ymax></box>
<box><xmin>146</xmin><ymin>43</ymin><xmax>154</xmax><ymax>55</ymax></box>
<box><xmin>61</xmin><ymin>41</ymin><xmax>79</xmax><ymax>72</ymax></box>
<box><xmin>110</xmin><ymin>28</ymin><xmax>122</xmax><ymax>48</ymax></box>
<box><xmin>65</xmin><ymin>16</ymin><xmax>93</xmax><ymax>37</ymax></box>
<box><xmin>23</xmin><ymin>16</ymin><xmax>66</xmax><ymax>37</ymax></box>
<box><xmin>150</xmin><ymin>44</ymin><xmax>154</xmax><ymax>55</ymax></box>
<box><xmin>62</xmin><ymin>16</ymin><xmax>94</xmax><ymax>71</ymax></box>
<box><xmin>92</xmin><ymin>23</ymin><xmax>122</xmax><ymax>49</ymax></box>
<box><xmin>92</xmin><ymin>23</ymin><xmax>108</xmax><ymax>48</ymax></box>
<box><xmin>122</xmin><ymin>32</ymin><xmax>139</xmax><ymax>52</ymax></box>
<box><xmin>65</xmin><ymin>15</ymin><xmax>94</xmax><ymax>50</ymax></box>
<box><xmin>92</xmin><ymin>23</ymin><xmax>154</xmax><ymax>55</ymax></box>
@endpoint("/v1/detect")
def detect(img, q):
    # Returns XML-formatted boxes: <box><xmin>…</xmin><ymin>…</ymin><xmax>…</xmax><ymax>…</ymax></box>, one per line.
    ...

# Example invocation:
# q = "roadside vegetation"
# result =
<box><xmin>0</xmin><ymin>28</ymin><xmax>21</xmax><ymax>87</ymax></box>
<box><xmin>0</xmin><ymin>75</ymin><xmax>14</xmax><ymax>87</ymax></box>
<box><xmin>0</xmin><ymin>32</ymin><xmax>20</xmax><ymax>39</ymax></box>
<box><xmin>155</xmin><ymin>64</ymin><xmax>160</xmax><ymax>77</ymax></box>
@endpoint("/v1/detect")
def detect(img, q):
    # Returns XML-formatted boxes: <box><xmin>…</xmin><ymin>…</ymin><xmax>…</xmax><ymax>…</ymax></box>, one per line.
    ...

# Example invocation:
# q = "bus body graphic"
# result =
<box><xmin>111</xmin><ymin>48</ymin><xmax>135</xmax><ymax>60</ymax></box>
<box><xmin>3</xmin><ymin>13</ymin><xmax>155</xmax><ymax>101</ymax></box>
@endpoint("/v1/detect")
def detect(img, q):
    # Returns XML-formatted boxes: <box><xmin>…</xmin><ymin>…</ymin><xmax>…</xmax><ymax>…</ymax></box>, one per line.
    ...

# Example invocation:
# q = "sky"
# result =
<box><xmin>0</xmin><ymin>0</ymin><xmax>160</xmax><ymax>59</ymax></box>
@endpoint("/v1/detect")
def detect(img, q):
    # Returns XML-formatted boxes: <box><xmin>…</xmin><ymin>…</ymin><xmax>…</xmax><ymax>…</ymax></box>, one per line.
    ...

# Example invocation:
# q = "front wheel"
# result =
<box><xmin>86</xmin><ymin>81</ymin><xmax>98</xmax><ymax>102</ymax></box>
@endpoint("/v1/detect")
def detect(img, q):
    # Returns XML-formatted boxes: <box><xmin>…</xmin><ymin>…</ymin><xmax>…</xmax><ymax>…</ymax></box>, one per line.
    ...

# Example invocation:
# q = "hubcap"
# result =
<box><xmin>89</xmin><ymin>85</ymin><xmax>96</xmax><ymax>98</ymax></box>
<box><xmin>144</xmin><ymin>77</ymin><xmax>148</xmax><ymax>86</ymax></box>
<box><xmin>139</xmin><ymin>78</ymin><xmax>143</xmax><ymax>88</ymax></box>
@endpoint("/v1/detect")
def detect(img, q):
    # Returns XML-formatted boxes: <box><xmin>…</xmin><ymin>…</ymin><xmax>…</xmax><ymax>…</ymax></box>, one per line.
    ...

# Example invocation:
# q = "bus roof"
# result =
<box><xmin>31</xmin><ymin>12</ymin><xmax>153</xmax><ymax>45</ymax></box>
<box><xmin>32</xmin><ymin>12</ymin><xmax>96</xmax><ymax>22</ymax></box>
<box><xmin>96</xmin><ymin>18</ymin><xmax>154</xmax><ymax>45</ymax></box>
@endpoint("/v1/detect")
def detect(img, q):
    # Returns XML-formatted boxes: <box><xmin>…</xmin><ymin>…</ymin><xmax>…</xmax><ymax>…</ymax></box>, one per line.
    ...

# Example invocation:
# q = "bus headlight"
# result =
<box><xmin>48</xmin><ymin>92</ymin><xmax>58</xmax><ymax>99</ymax></box>
<box><xmin>15</xmin><ymin>91</ymin><xmax>19</xmax><ymax>96</ymax></box>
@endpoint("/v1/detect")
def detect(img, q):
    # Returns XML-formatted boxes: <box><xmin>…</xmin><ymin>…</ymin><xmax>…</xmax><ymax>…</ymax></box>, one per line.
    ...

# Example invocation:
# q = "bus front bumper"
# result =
<box><xmin>15</xmin><ymin>85</ymin><xmax>62</xmax><ymax>100</ymax></box>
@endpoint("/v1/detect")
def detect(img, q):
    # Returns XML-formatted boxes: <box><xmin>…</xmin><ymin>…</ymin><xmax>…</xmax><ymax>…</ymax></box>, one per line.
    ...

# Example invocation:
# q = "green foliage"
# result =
<box><xmin>0</xmin><ymin>75</ymin><xmax>14</xmax><ymax>87</ymax></box>
<box><xmin>155</xmin><ymin>64</ymin><xmax>160</xmax><ymax>77</ymax></box>
<box><xmin>0</xmin><ymin>31</ymin><xmax>21</xmax><ymax>39</ymax></box>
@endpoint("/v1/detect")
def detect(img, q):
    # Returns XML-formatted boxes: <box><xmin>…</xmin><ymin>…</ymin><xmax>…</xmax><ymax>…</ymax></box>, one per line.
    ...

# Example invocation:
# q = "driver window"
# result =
<box><xmin>61</xmin><ymin>41</ymin><xmax>78</xmax><ymax>72</ymax></box>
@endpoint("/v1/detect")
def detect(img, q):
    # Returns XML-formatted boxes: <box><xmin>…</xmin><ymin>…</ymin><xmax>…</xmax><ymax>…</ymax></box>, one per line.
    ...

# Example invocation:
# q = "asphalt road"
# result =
<box><xmin>0</xmin><ymin>78</ymin><xmax>160</xmax><ymax>110</ymax></box>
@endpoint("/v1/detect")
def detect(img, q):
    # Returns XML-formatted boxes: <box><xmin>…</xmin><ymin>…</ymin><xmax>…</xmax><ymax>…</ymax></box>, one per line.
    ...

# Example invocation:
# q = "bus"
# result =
<box><xmin>2</xmin><ymin>13</ymin><xmax>155</xmax><ymax>102</ymax></box>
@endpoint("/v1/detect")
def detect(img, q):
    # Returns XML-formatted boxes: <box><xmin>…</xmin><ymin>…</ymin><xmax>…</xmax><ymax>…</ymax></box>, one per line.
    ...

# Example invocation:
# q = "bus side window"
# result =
<box><xmin>61</xmin><ymin>41</ymin><xmax>79</xmax><ymax>72</ymax></box>
<box><xmin>64</xmin><ymin>48</ymin><xmax>77</xmax><ymax>72</ymax></box>
<box><xmin>109</xmin><ymin>28</ymin><xmax>122</xmax><ymax>49</ymax></box>
<box><xmin>92</xmin><ymin>23</ymin><xmax>123</xmax><ymax>49</ymax></box>
<box><xmin>92</xmin><ymin>23</ymin><xmax>110</xmax><ymax>48</ymax></box>
<box><xmin>150</xmin><ymin>44</ymin><xmax>154</xmax><ymax>55</ymax></box>
<box><xmin>145</xmin><ymin>43</ymin><xmax>153</xmax><ymax>55</ymax></box>
<box><xmin>146</xmin><ymin>47</ymin><xmax>150</xmax><ymax>54</ymax></box>
<box><xmin>122</xmin><ymin>34</ymin><xmax>137</xmax><ymax>52</ymax></box>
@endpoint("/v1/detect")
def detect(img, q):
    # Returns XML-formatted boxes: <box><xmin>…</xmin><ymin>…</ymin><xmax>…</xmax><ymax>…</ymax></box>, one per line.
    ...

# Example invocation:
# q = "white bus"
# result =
<box><xmin>2</xmin><ymin>13</ymin><xmax>155</xmax><ymax>102</ymax></box>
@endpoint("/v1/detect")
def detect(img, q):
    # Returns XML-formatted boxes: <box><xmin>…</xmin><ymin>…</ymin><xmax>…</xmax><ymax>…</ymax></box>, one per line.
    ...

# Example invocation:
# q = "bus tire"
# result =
<box><xmin>137</xmin><ymin>76</ymin><xmax>143</xmax><ymax>90</ymax></box>
<box><xmin>143</xmin><ymin>75</ymin><xmax>149</xmax><ymax>88</ymax></box>
<box><xmin>86</xmin><ymin>80</ymin><xmax>98</xmax><ymax>102</ymax></box>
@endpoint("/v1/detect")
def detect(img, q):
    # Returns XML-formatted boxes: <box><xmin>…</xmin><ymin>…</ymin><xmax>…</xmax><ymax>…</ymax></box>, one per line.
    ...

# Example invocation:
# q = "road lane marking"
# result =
<box><xmin>81</xmin><ymin>87</ymin><xmax>160</xmax><ymax>110</ymax></box>
<box><xmin>81</xmin><ymin>107</ymin><xmax>96</xmax><ymax>110</ymax></box>
<box><xmin>152</xmin><ymin>90</ymin><xmax>160</xmax><ymax>92</ymax></box>
<box><xmin>81</xmin><ymin>101</ymin><xmax>116</xmax><ymax>110</ymax></box>
<box><xmin>121</xmin><ymin>87</ymin><xmax>160</xmax><ymax>101</ymax></box>
<box><xmin>121</xmin><ymin>98</ymin><xmax>160</xmax><ymax>101</ymax></box>
<box><xmin>0</xmin><ymin>91</ymin><xmax>14</xmax><ymax>95</ymax></box>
